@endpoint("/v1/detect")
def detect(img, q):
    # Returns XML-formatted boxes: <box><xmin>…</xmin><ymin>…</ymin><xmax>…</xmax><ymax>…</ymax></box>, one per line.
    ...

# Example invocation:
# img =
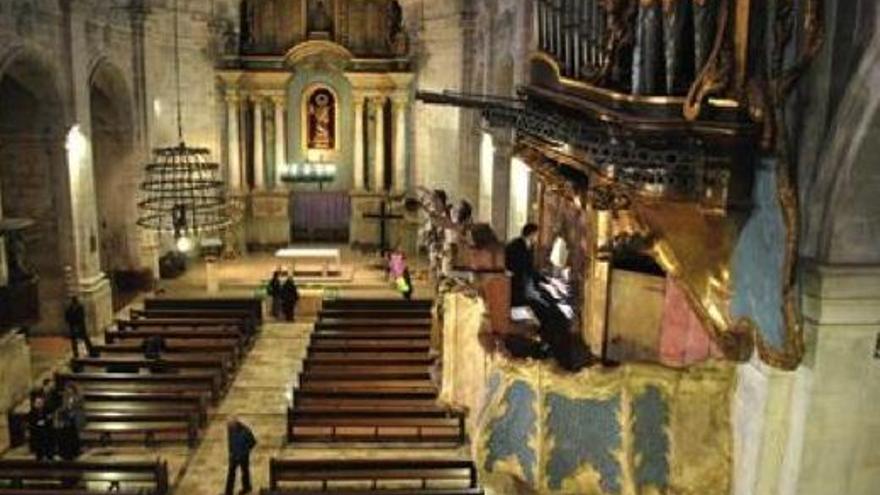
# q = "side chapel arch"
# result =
<box><xmin>0</xmin><ymin>45</ymin><xmax>72</xmax><ymax>333</ymax></box>
<box><xmin>88</xmin><ymin>58</ymin><xmax>138</xmax><ymax>275</ymax></box>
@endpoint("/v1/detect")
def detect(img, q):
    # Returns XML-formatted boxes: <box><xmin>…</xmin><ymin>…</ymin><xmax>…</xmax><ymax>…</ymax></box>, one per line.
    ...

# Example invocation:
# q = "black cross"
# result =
<box><xmin>363</xmin><ymin>199</ymin><xmax>403</xmax><ymax>254</ymax></box>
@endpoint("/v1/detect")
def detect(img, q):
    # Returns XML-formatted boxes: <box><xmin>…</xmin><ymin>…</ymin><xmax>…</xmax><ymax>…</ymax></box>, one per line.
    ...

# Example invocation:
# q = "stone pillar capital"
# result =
<box><xmin>270</xmin><ymin>93</ymin><xmax>287</xmax><ymax>106</ymax></box>
<box><xmin>391</xmin><ymin>92</ymin><xmax>409</xmax><ymax>105</ymax></box>
<box><xmin>224</xmin><ymin>91</ymin><xmax>241</xmax><ymax>104</ymax></box>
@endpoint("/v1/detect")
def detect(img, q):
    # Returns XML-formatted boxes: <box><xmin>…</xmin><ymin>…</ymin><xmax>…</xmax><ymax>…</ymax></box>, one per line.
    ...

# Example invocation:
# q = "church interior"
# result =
<box><xmin>0</xmin><ymin>0</ymin><xmax>877</xmax><ymax>494</ymax></box>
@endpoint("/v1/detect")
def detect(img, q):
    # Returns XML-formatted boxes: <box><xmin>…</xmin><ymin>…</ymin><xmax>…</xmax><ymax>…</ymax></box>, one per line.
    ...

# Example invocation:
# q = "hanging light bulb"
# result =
<box><xmin>176</xmin><ymin>235</ymin><xmax>194</xmax><ymax>253</ymax></box>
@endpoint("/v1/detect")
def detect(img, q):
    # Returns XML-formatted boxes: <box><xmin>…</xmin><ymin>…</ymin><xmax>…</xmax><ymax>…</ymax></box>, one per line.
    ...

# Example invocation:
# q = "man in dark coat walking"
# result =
<box><xmin>64</xmin><ymin>296</ymin><xmax>94</xmax><ymax>357</ymax></box>
<box><xmin>225</xmin><ymin>417</ymin><xmax>257</xmax><ymax>495</ymax></box>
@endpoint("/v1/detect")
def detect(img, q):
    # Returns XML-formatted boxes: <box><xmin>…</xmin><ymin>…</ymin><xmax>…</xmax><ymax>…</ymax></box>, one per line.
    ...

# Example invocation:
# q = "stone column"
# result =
<box><xmin>0</xmin><ymin>186</ymin><xmax>6</xmax><ymax>287</ymax></box>
<box><xmin>226</xmin><ymin>92</ymin><xmax>242</xmax><ymax>191</ymax></box>
<box><xmin>353</xmin><ymin>95</ymin><xmax>366</xmax><ymax>190</ymax></box>
<box><xmin>492</xmin><ymin>134</ymin><xmax>514</xmax><ymax>239</ymax></box>
<box><xmin>373</xmin><ymin>96</ymin><xmax>386</xmax><ymax>192</ymax></box>
<box><xmin>272</xmin><ymin>95</ymin><xmax>286</xmax><ymax>188</ymax></box>
<box><xmin>253</xmin><ymin>96</ymin><xmax>265</xmax><ymax>190</ymax></box>
<box><xmin>62</xmin><ymin>0</ymin><xmax>112</xmax><ymax>337</ymax></box>
<box><xmin>392</xmin><ymin>96</ymin><xmax>408</xmax><ymax>192</ymax></box>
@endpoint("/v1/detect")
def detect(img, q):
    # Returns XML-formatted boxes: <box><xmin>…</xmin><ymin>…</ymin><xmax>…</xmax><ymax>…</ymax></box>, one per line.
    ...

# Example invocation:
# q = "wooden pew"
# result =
<box><xmin>82</xmin><ymin>417</ymin><xmax>199</xmax><ymax>447</ymax></box>
<box><xmin>115</xmin><ymin>318</ymin><xmax>249</xmax><ymax>337</ymax></box>
<box><xmin>144</xmin><ymin>297</ymin><xmax>263</xmax><ymax>323</ymax></box>
<box><xmin>310</xmin><ymin>329</ymin><xmax>431</xmax><ymax>340</ymax></box>
<box><xmin>322</xmin><ymin>299</ymin><xmax>433</xmax><ymax>311</ymax></box>
<box><xmin>81</xmin><ymin>390</ymin><xmax>208</xmax><ymax>426</ymax></box>
<box><xmin>105</xmin><ymin>329</ymin><xmax>245</xmax><ymax>347</ymax></box>
<box><xmin>308</xmin><ymin>339</ymin><xmax>431</xmax><ymax>353</ymax></box>
<box><xmin>306</xmin><ymin>354</ymin><xmax>434</xmax><ymax>366</ymax></box>
<box><xmin>116</xmin><ymin>318</ymin><xmax>247</xmax><ymax>332</ymax></box>
<box><xmin>264</xmin><ymin>459</ymin><xmax>480</xmax><ymax>494</ymax></box>
<box><xmin>92</xmin><ymin>342</ymin><xmax>241</xmax><ymax>368</ymax></box>
<box><xmin>71</xmin><ymin>355</ymin><xmax>231</xmax><ymax>386</ymax></box>
<box><xmin>0</xmin><ymin>458</ymin><xmax>169</xmax><ymax>494</ymax></box>
<box><xmin>131</xmin><ymin>307</ymin><xmax>253</xmax><ymax>322</ymax></box>
<box><xmin>315</xmin><ymin>319</ymin><xmax>432</xmax><ymax>330</ymax></box>
<box><xmin>56</xmin><ymin>371</ymin><xmax>222</xmax><ymax>403</ymax></box>
<box><xmin>318</xmin><ymin>308</ymin><xmax>433</xmax><ymax>320</ymax></box>
<box><xmin>287</xmin><ymin>408</ymin><xmax>465</xmax><ymax>443</ymax></box>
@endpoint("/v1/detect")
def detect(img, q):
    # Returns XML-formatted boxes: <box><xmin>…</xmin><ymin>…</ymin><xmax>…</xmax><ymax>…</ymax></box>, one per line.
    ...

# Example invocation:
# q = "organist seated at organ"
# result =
<box><xmin>504</xmin><ymin>227</ymin><xmax>595</xmax><ymax>371</ymax></box>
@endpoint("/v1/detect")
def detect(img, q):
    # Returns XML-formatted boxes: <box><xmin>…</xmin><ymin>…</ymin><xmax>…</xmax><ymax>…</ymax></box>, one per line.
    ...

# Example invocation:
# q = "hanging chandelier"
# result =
<box><xmin>136</xmin><ymin>0</ymin><xmax>229</xmax><ymax>251</ymax></box>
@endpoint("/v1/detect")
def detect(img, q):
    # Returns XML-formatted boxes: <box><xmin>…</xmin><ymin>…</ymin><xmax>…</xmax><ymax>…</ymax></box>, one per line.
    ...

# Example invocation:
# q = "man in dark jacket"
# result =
<box><xmin>64</xmin><ymin>296</ymin><xmax>94</xmax><ymax>357</ymax></box>
<box><xmin>505</xmin><ymin>223</ymin><xmax>541</xmax><ymax>306</ymax></box>
<box><xmin>268</xmin><ymin>268</ymin><xmax>283</xmax><ymax>319</ymax></box>
<box><xmin>225</xmin><ymin>417</ymin><xmax>257</xmax><ymax>495</ymax></box>
<box><xmin>281</xmin><ymin>276</ymin><xmax>299</xmax><ymax>322</ymax></box>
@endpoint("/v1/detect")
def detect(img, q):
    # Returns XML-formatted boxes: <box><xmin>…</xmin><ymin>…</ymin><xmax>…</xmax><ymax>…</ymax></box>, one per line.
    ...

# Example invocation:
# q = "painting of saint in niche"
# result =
<box><xmin>307</xmin><ymin>88</ymin><xmax>335</xmax><ymax>150</ymax></box>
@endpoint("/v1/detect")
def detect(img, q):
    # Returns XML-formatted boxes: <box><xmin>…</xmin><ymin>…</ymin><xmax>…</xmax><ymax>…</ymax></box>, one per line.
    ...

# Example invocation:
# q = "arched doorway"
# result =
<box><xmin>89</xmin><ymin>61</ymin><xmax>138</xmax><ymax>302</ymax></box>
<box><xmin>0</xmin><ymin>50</ymin><xmax>70</xmax><ymax>333</ymax></box>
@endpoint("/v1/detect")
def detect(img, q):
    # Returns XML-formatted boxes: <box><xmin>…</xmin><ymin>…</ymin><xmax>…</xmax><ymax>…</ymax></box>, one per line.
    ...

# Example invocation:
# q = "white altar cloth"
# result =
<box><xmin>275</xmin><ymin>248</ymin><xmax>341</xmax><ymax>276</ymax></box>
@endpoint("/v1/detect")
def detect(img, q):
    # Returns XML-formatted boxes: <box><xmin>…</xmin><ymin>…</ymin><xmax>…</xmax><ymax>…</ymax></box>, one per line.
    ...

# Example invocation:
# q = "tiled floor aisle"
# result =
<box><xmin>173</xmin><ymin>321</ymin><xmax>312</xmax><ymax>495</ymax></box>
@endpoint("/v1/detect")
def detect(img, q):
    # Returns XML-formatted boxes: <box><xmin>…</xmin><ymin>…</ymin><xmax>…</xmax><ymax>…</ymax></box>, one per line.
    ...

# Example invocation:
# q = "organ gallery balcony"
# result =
<box><xmin>418</xmin><ymin>0</ymin><xmax>823</xmax><ymax>370</ymax></box>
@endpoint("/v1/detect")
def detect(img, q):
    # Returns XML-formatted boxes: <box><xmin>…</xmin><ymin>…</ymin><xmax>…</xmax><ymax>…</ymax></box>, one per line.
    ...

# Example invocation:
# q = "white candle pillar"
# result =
<box><xmin>392</xmin><ymin>96</ymin><xmax>407</xmax><ymax>192</ymax></box>
<box><xmin>373</xmin><ymin>96</ymin><xmax>386</xmax><ymax>192</ymax></box>
<box><xmin>226</xmin><ymin>92</ymin><xmax>242</xmax><ymax>191</ymax></box>
<box><xmin>272</xmin><ymin>95</ymin><xmax>286</xmax><ymax>188</ymax></box>
<box><xmin>253</xmin><ymin>96</ymin><xmax>265</xmax><ymax>190</ymax></box>
<box><xmin>353</xmin><ymin>96</ymin><xmax>365</xmax><ymax>190</ymax></box>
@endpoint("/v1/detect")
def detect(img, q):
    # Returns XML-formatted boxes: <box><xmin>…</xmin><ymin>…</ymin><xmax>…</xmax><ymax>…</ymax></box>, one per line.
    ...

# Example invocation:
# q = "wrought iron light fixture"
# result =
<box><xmin>136</xmin><ymin>0</ymin><xmax>228</xmax><ymax>250</ymax></box>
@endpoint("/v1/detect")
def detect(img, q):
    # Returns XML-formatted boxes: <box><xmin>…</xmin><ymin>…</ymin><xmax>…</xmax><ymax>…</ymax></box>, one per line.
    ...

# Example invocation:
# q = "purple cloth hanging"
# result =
<box><xmin>292</xmin><ymin>192</ymin><xmax>351</xmax><ymax>240</ymax></box>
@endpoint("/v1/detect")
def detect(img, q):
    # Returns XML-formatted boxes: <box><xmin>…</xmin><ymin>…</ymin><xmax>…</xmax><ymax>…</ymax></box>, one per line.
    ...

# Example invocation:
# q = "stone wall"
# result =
<box><xmin>0</xmin><ymin>331</ymin><xmax>31</xmax><ymax>451</ymax></box>
<box><xmin>403</xmin><ymin>0</ymin><xmax>467</xmax><ymax>195</ymax></box>
<box><xmin>0</xmin><ymin>0</ymin><xmax>228</xmax><ymax>333</ymax></box>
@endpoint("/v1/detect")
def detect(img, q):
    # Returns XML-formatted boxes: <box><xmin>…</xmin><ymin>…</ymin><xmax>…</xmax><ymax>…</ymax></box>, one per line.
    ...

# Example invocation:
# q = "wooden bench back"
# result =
<box><xmin>0</xmin><ymin>459</ymin><xmax>169</xmax><ymax>494</ymax></box>
<box><xmin>145</xmin><ymin>297</ymin><xmax>263</xmax><ymax>323</ymax></box>
<box><xmin>268</xmin><ymin>458</ymin><xmax>477</xmax><ymax>491</ymax></box>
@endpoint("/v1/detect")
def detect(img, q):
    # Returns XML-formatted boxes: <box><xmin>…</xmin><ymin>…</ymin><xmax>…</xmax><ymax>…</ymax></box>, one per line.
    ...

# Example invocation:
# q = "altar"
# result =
<box><xmin>275</xmin><ymin>247</ymin><xmax>341</xmax><ymax>277</ymax></box>
<box><xmin>217</xmin><ymin>0</ymin><xmax>415</xmax><ymax>251</ymax></box>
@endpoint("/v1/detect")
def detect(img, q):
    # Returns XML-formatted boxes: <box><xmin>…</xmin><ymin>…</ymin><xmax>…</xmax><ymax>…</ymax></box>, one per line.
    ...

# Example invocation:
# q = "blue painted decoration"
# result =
<box><xmin>484</xmin><ymin>380</ymin><xmax>538</xmax><ymax>484</ymax></box>
<box><xmin>546</xmin><ymin>393</ymin><xmax>622</xmax><ymax>493</ymax></box>
<box><xmin>632</xmin><ymin>386</ymin><xmax>670</xmax><ymax>489</ymax></box>
<box><xmin>731</xmin><ymin>159</ymin><xmax>787</xmax><ymax>349</ymax></box>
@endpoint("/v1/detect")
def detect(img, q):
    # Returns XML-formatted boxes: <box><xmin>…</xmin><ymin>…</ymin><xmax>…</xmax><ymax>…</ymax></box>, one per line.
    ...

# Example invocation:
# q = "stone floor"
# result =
<box><xmin>173</xmin><ymin>320</ymin><xmax>311</xmax><ymax>494</ymax></box>
<box><xmin>3</xmin><ymin>251</ymin><xmax>466</xmax><ymax>494</ymax></box>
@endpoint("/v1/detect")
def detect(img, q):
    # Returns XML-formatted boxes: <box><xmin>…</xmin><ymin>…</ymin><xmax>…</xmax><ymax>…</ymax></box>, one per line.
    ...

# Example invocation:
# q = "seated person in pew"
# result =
<box><xmin>225</xmin><ymin>416</ymin><xmax>257</xmax><ymax>495</ymax></box>
<box><xmin>40</xmin><ymin>378</ymin><xmax>61</xmax><ymax>414</ymax></box>
<box><xmin>142</xmin><ymin>335</ymin><xmax>170</xmax><ymax>373</ymax></box>
<box><xmin>27</xmin><ymin>393</ymin><xmax>55</xmax><ymax>461</ymax></box>
<box><xmin>55</xmin><ymin>384</ymin><xmax>85</xmax><ymax>462</ymax></box>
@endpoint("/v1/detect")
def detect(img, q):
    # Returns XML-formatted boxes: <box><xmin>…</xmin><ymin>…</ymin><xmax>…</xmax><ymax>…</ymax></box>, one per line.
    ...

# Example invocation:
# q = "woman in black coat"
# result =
<box><xmin>55</xmin><ymin>384</ymin><xmax>85</xmax><ymax>460</ymax></box>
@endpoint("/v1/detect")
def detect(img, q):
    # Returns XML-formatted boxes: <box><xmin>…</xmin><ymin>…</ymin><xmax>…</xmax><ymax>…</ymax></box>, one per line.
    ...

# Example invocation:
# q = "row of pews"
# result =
<box><xmin>265</xmin><ymin>298</ymin><xmax>483</xmax><ymax>495</ymax></box>
<box><xmin>0</xmin><ymin>296</ymin><xmax>262</xmax><ymax>494</ymax></box>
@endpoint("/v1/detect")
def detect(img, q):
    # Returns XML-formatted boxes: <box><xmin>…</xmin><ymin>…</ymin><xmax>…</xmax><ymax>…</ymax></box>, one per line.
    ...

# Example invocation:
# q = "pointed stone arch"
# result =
<box><xmin>0</xmin><ymin>44</ymin><xmax>73</xmax><ymax>333</ymax></box>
